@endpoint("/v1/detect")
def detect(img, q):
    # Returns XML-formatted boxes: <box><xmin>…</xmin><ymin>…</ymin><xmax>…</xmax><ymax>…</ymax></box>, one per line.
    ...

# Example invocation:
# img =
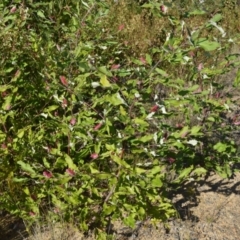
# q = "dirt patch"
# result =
<box><xmin>108</xmin><ymin>172</ymin><xmax>240</xmax><ymax>240</ymax></box>
<box><xmin>1</xmin><ymin>172</ymin><xmax>240</xmax><ymax>240</ymax></box>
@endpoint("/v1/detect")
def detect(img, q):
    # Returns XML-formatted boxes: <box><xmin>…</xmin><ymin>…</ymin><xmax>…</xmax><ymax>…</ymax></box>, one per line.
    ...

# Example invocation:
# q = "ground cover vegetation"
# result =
<box><xmin>0</xmin><ymin>0</ymin><xmax>240</xmax><ymax>239</ymax></box>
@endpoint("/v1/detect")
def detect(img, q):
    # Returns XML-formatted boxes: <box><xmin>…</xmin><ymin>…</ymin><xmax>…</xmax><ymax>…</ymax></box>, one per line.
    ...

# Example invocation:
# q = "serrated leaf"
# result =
<box><xmin>17</xmin><ymin>161</ymin><xmax>36</xmax><ymax>175</ymax></box>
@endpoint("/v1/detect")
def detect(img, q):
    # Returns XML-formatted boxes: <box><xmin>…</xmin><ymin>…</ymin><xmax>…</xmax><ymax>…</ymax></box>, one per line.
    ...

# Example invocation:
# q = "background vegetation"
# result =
<box><xmin>0</xmin><ymin>0</ymin><xmax>240</xmax><ymax>239</ymax></box>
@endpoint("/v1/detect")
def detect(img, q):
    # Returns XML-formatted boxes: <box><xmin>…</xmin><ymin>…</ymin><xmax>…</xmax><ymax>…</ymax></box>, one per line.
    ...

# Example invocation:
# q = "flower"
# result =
<box><xmin>29</xmin><ymin>211</ymin><xmax>36</xmax><ymax>217</ymax></box>
<box><xmin>111</xmin><ymin>64</ymin><xmax>120</xmax><ymax>70</ymax></box>
<box><xmin>150</xmin><ymin>105</ymin><xmax>158</xmax><ymax>112</ymax></box>
<box><xmin>139</xmin><ymin>57</ymin><xmax>146</xmax><ymax>65</ymax></box>
<box><xmin>66</xmin><ymin>168</ymin><xmax>75</xmax><ymax>176</ymax></box>
<box><xmin>43</xmin><ymin>171</ymin><xmax>53</xmax><ymax>178</ymax></box>
<box><xmin>118</xmin><ymin>24</ymin><xmax>124</xmax><ymax>31</ymax></box>
<box><xmin>94</xmin><ymin>122</ymin><xmax>102</xmax><ymax>130</ymax></box>
<box><xmin>160</xmin><ymin>5</ymin><xmax>168</xmax><ymax>14</ymax></box>
<box><xmin>62</xmin><ymin>98</ymin><xmax>67</xmax><ymax>108</ymax></box>
<box><xmin>91</xmin><ymin>153</ymin><xmax>98</xmax><ymax>159</ymax></box>
<box><xmin>60</xmin><ymin>75</ymin><xmax>68</xmax><ymax>86</ymax></box>
<box><xmin>10</xmin><ymin>6</ymin><xmax>17</xmax><ymax>13</ymax></box>
<box><xmin>168</xmin><ymin>158</ymin><xmax>175</xmax><ymax>164</ymax></box>
<box><xmin>70</xmin><ymin>117</ymin><xmax>76</xmax><ymax>125</ymax></box>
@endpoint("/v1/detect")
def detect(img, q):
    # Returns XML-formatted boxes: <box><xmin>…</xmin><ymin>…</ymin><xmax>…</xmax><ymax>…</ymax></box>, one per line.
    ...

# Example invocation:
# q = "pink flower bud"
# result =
<box><xmin>70</xmin><ymin>117</ymin><xmax>76</xmax><ymax>125</ymax></box>
<box><xmin>60</xmin><ymin>75</ymin><xmax>68</xmax><ymax>86</ymax></box>
<box><xmin>168</xmin><ymin>158</ymin><xmax>175</xmax><ymax>164</ymax></box>
<box><xmin>118</xmin><ymin>24</ymin><xmax>124</xmax><ymax>31</ymax></box>
<box><xmin>139</xmin><ymin>57</ymin><xmax>146</xmax><ymax>65</ymax></box>
<box><xmin>160</xmin><ymin>5</ymin><xmax>168</xmax><ymax>14</ymax></box>
<box><xmin>94</xmin><ymin>122</ymin><xmax>102</xmax><ymax>131</ymax></box>
<box><xmin>62</xmin><ymin>98</ymin><xmax>67</xmax><ymax>108</ymax></box>
<box><xmin>10</xmin><ymin>6</ymin><xmax>17</xmax><ymax>13</ymax></box>
<box><xmin>66</xmin><ymin>168</ymin><xmax>75</xmax><ymax>176</ymax></box>
<box><xmin>43</xmin><ymin>171</ymin><xmax>53</xmax><ymax>178</ymax></box>
<box><xmin>91</xmin><ymin>153</ymin><xmax>98</xmax><ymax>159</ymax></box>
<box><xmin>150</xmin><ymin>105</ymin><xmax>158</xmax><ymax>112</ymax></box>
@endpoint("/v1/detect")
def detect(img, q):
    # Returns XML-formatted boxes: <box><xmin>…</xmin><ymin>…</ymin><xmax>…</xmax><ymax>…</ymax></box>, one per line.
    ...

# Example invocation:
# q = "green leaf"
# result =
<box><xmin>233</xmin><ymin>68</ymin><xmax>240</xmax><ymax>87</ymax></box>
<box><xmin>17</xmin><ymin>129</ymin><xmax>25</xmax><ymax>138</ymax></box>
<box><xmin>151</xmin><ymin>176</ymin><xmax>163</xmax><ymax>188</ymax></box>
<box><xmin>44</xmin><ymin>105</ymin><xmax>59</xmax><ymax>112</ymax></box>
<box><xmin>98</xmin><ymin>66</ymin><xmax>112</xmax><ymax>77</ymax></box>
<box><xmin>190</xmin><ymin>126</ymin><xmax>202</xmax><ymax>136</ymax></box>
<box><xmin>149</xmin><ymin>166</ymin><xmax>162</xmax><ymax>175</ymax></box>
<box><xmin>134</xmin><ymin>118</ymin><xmax>149</xmax><ymax>127</ymax></box>
<box><xmin>0</xmin><ymin>85</ymin><xmax>11</xmax><ymax>92</ymax></box>
<box><xmin>2</xmin><ymin>95</ymin><xmax>12</xmax><ymax>110</ymax></box>
<box><xmin>209</xmin><ymin>14</ymin><xmax>222</xmax><ymax>23</ymax></box>
<box><xmin>89</xmin><ymin>164</ymin><xmax>99</xmax><ymax>174</ymax></box>
<box><xmin>17</xmin><ymin>161</ymin><xmax>36</xmax><ymax>175</ymax></box>
<box><xmin>103</xmin><ymin>203</ymin><xmax>116</xmax><ymax>215</ymax></box>
<box><xmin>43</xmin><ymin>157</ymin><xmax>50</xmax><ymax>168</ymax></box>
<box><xmin>155</xmin><ymin>68</ymin><xmax>168</xmax><ymax>77</ymax></box>
<box><xmin>105</xmin><ymin>94</ymin><xmax>124</xmax><ymax>106</ymax></box>
<box><xmin>12</xmin><ymin>177</ymin><xmax>29</xmax><ymax>183</ymax></box>
<box><xmin>213</xmin><ymin>142</ymin><xmax>227</xmax><ymax>153</ymax></box>
<box><xmin>139</xmin><ymin>134</ymin><xmax>153</xmax><ymax>142</ymax></box>
<box><xmin>173</xmin><ymin>166</ymin><xmax>194</xmax><ymax>183</ymax></box>
<box><xmin>111</xmin><ymin>155</ymin><xmax>130</xmax><ymax>168</ymax></box>
<box><xmin>64</xmin><ymin>154</ymin><xmax>77</xmax><ymax>170</ymax></box>
<box><xmin>192</xmin><ymin>167</ymin><xmax>207</xmax><ymax>176</ymax></box>
<box><xmin>100</xmin><ymin>74</ymin><xmax>111</xmax><ymax>87</ymax></box>
<box><xmin>146</xmin><ymin>54</ymin><xmax>152</xmax><ymax>65</ymax></box>
<box><xmin>198</xmin><ymin>40</ymin><xmax>220</xmax><ymax>51</ymax></box>
<box><xmin>188</xmin><ymin>10</ymin><xmax>206</xmax><ymax>15</ymax></box>
<box><xmin>123</xmin><ymin>214</ymin><xmax>136</xmax><ymax>228</ymax></box>
<box><xmin>120</xmin><ymin>105</ymin><xmax>127</xmax><ymax>116</ymax></box>
<box><xmin>37</xmin><ymin>11</ymin><xmax>46</xmax><ymax>19</ymax></box>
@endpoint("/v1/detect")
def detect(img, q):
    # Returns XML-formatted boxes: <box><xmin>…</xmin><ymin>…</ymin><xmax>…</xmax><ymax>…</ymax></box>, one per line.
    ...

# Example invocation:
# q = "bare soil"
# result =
<box><xmin>1</xmin><ymin>172</ymin><xmax>240</xmax><ymax>240</ymax></box>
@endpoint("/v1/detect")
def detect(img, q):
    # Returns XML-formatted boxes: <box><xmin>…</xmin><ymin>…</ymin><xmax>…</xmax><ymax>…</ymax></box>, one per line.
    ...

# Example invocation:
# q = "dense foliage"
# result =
<box><xmin>0</xmin><ymin>0</ymin><xmax>240</xmax><ymax>239</ymax></box>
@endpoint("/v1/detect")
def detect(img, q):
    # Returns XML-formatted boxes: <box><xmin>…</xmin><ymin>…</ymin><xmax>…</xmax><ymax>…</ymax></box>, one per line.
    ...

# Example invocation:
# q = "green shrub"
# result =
<box><xmin>0</xmin><ymin>1</ymin><xmax>240</xmax><ymax>239</ymax></box>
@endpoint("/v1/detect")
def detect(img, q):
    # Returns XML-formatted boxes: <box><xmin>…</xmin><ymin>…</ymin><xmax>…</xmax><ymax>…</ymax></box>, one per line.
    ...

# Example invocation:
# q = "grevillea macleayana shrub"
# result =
<box><xmin>0</xmin><ymin>0</ymin><xmax>240</xmax><ymax>239</ymax></box>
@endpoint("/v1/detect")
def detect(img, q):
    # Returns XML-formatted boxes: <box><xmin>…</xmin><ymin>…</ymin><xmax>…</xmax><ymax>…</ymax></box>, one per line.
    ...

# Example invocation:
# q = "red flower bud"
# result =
<box><xmin>150</xmin><ymin>105</ymin><xmax>158</xmax><ymax>112</ymax></box>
